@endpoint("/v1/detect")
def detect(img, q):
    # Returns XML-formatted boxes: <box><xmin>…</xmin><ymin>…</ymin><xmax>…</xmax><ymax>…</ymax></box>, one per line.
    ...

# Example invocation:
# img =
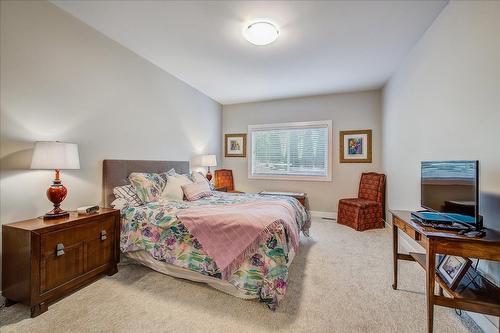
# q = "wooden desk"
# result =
<box><xmin>390</xmin><ymin>210</ymin><xmax>500</xmax><ymax>333</ymax></box>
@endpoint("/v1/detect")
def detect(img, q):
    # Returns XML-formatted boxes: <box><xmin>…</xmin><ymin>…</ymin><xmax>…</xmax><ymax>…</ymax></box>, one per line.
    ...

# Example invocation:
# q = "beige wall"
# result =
<box><xmin>0</xmin><ymin>0</ymin><xmax>221</xmax><ymax>276</ymax></box>
<box><xmin>222</xmin><ymin>90</ymin><xmax>382</xmax><ymax>213</ymax></box>
<box><xmin>383</xmin><ymin>1</ymin><xmax>499</xmax><ymax>330</ymax></box>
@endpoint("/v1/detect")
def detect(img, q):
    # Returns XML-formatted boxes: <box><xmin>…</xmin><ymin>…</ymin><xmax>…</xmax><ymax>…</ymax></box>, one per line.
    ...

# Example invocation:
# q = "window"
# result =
<box><xmin>248</xmin><ymin>120</ymin><xmax>332</xmax><ymax>181</ymax></box>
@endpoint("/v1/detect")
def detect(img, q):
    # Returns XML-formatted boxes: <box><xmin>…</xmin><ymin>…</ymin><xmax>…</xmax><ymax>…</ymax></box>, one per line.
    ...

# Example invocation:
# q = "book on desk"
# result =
<box><xmin>411</xmin><ymin>210</ymin><xmax>480</xmax><ymax>232</ymax></box>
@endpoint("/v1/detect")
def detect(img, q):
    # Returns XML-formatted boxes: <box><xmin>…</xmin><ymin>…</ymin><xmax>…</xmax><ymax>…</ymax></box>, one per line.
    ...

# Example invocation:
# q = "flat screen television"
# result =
<box><xmin>421</xmin><ymin>160</ymin><xmax>481</xmax><ymax>229</ymax></box>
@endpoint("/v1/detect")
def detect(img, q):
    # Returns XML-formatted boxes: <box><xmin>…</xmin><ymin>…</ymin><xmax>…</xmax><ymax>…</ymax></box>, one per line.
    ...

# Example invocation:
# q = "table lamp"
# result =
<box><xmin>30</xmin><ymin>141</ymin><xmax>80</xmax><ymax>219</ymax></box>
<box><xmin>199</xmin><ymin>154</ymin><xmax>217</xmax><ymax>181</ymax></box>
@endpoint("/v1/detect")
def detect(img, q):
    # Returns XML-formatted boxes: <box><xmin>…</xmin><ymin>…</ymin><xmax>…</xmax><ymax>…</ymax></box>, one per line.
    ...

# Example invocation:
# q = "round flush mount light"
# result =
<box><xmin>243</xmin><ymin>21</ymin><xmax>279</xmax><ymax>46</ymax></box>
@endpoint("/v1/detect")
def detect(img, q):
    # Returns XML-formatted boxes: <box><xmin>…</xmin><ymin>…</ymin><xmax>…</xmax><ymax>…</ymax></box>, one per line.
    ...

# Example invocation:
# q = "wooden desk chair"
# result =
<box><xmin>214</xmin><ymin>169</ymin><xmax>243</xmax><ymax>193</ymax></box>
<box><xmin>337</xmin><ymin>172</ymin><xmax>386</xmax><ymax>231</ymax></box>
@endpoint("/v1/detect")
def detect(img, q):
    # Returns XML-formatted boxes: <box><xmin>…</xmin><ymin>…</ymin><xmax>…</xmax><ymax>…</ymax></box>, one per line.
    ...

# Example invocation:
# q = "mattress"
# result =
<box><xmin>126</xmin><ymin>248</ymin><xmax>295</xmax><ymax>299</ymax></box>
<box><xmin>119</xmin><ymin>191</ymin><xmax>310</xmax><ymax>309</ymax></box>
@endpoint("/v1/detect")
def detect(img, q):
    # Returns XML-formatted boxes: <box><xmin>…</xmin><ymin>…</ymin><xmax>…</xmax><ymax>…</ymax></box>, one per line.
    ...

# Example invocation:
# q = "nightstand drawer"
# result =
<box><xmin>41</xmin><ymin>221</ymin><xmax>99</xmax><ymax>256</ymax></box>
<box><xmin>40</xmin><ymin>221</ymin><xmax>99</xmax><ymax>293</ymax></box>
<box><xmin>40</xmin><ymin>242</ymin><xmax>84</xmax><ymax>293</ymax></box>
<box><xmin>87</xmin><ymin>235</ymin><xmax>114</xmax><ymax>271</ymax></box>
<box><xmin>40</xmin><ymin>215</ymin><xmax>117</xmax><ymax>282</ymax></box>
<box><xmin>87</xmin><ymin>216</ymin><xmax>116</xmax><ymax>271</ymax></box>
<box><xmin>100</xmin><ymin>215</ymin><xmax>115</xmax><ymax>236</ymax></box>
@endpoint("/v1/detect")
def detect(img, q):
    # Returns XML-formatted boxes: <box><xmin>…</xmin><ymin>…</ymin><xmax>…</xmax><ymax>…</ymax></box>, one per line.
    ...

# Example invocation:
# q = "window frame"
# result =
<box><xmin>247</xmin><ymin>120</ymin><xmax>333</xmax><ymax>182</ymax></box>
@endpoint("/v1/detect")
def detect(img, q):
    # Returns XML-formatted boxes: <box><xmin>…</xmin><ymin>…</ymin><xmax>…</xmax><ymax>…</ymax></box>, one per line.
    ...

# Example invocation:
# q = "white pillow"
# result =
<box><xmin>165</xmin><ymin>168</ymin><xmax>177</xmax><ymax>177</ymax></box>
<box><xmin>113</xmin><ymin>185</ymin><xmax>142</xmax><ymax>207</ymax></box>
<box><xmin>161</xmin><ymin>174</ymin><xmax>193</xmax><ymax>201</ymax></box>
<box><xmin>191</xmin><ymin>171</ymin><xmax>208</xmax><ymax>183</ymax></box>
<box><xmin>182</xmin><ymin>181</ymin><xmax>212</xmax><ymax>201</ymax></box>
<box><xmin>191</xmin><ymin>171</ymin><xmax>215</xmax><ymax>190</ymax></box>
<box><xmin>111</xmin><ymin>197</ymin><xmax>128</xmax><ymax>210</ymax></box>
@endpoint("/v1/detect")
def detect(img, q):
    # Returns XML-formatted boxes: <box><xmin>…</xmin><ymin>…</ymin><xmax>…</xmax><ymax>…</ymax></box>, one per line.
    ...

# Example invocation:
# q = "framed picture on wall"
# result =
<box><xmin>225</xmin><ymin>133</ymin><xmax>246</xmax><ymax>157</ymax></box>
<box><xmin>339</xmin><ymin>129</ymin><xmax>372</xmax><ymax>163</ymax></box>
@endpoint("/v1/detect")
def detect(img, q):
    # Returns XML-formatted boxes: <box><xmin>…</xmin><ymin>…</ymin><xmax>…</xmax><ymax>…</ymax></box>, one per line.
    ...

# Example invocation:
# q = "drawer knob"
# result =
<box><xmin>56</xmin><ymin>243</ymin><xmax>65</xmax><ymax>256</ymax></box>
<box><xmin>100</xmin><ymin>230</ymin><xmax>107</xmax><ymax>241</ymax></box>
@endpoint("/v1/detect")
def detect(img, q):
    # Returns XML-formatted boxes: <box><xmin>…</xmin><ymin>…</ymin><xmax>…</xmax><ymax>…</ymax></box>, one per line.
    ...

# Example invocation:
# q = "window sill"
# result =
<box><xmin>248</xmin><ymin>174</ymin><xmax>332</xmax><ymax>182</ymax></box>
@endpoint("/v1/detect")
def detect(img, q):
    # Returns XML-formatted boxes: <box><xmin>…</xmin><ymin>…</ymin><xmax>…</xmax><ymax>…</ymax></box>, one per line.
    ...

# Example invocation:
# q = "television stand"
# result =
<box><xmin>389</xmin><ymin>210</ymin><xmax>500</xmax><ymax>333</ymax></box>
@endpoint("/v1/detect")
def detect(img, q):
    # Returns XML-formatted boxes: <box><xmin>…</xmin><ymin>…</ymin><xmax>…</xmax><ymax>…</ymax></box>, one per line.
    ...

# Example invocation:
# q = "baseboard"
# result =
<box><xmin>397</xmin><ymin>232</ymin><xmax>498</xmax><ymax>333</ymax></box>
<box><xmin>310</xmin><ymin>211</ymin><xmax>337</xmax><ymax>220</ymax></box>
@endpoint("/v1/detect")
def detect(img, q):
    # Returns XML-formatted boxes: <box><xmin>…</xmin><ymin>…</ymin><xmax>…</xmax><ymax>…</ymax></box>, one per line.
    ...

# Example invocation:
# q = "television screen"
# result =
<box><xmin>421</xmin><ymin>160</ymin><xmax>479</xmax><ymax>227</ymax></box>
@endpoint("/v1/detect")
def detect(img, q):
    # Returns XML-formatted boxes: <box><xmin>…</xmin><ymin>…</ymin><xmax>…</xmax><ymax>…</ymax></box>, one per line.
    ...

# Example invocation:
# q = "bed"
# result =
<box><xmin>103</xmin><ymin>159</ymin><xmax>311</xmax><ymax>309</ymax></box>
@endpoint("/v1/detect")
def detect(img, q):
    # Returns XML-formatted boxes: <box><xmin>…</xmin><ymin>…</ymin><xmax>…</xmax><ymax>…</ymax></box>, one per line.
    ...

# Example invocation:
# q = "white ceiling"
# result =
<box><xmin>51</xmin><ymin>0</ymin><xmax>447</xmax><ymax>105</ymax></box>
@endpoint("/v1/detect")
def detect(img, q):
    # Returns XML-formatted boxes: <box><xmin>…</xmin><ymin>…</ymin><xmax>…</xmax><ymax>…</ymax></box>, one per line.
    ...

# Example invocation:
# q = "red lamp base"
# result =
<box><xmin>44</xmin><ymin>207</ymin><xmax>69</xmax><ymax>219</ymax></box>
<box><xmin>44</xmin><ymin>169</ymin><xmax>69</xmax><ymax>219</ymax></box>
<box><xmin>206</xmin><ymin>166</ymin><xmax>213</xmax><ymax>181</ymax></box>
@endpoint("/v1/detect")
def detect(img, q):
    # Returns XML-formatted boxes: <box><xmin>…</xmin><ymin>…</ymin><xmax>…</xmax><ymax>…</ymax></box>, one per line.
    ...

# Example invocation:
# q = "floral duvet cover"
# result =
<box><xmin>120</xmin><ymin>192</ymin><xmax>310</xmax><ymax>309</ymax></box>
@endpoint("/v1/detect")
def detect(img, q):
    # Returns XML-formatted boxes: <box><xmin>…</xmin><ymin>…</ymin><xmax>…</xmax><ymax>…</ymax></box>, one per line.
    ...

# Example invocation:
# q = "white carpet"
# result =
<box><xmin>0</xmin><ymin>218</ymin><xmax>482</xmax><ymax>332</ymax></box>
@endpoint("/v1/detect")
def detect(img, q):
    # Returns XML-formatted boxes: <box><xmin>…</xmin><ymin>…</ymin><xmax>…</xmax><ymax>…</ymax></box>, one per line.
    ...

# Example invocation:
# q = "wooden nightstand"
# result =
<box><xmin>2</xmin><ymin>208</ymin><xmax>120</xmax><ymax>317</ymax></box>
<box><xmin>214</xmin><ymin>186</ymin><xmax>227</xmax><ymax>192</ymax></box>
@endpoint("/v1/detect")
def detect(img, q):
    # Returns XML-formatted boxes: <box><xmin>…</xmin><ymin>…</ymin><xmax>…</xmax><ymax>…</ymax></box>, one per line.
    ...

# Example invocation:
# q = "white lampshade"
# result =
<box><xmin>30</xmin><ymin>141</ymin><xmax>80</xmax><ymax>170</ymax></box>
<box><xmin>199</xmin><ymin>154</ymin><xmax>217</xmax><ymax>167</ymax></box>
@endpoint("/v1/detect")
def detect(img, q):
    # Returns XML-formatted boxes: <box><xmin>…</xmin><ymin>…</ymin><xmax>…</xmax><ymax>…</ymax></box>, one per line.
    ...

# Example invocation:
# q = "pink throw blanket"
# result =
<box><xmin>176</xmin><ymin>200</ymin><xmax>300</xmax><ymax>279</ymax></box>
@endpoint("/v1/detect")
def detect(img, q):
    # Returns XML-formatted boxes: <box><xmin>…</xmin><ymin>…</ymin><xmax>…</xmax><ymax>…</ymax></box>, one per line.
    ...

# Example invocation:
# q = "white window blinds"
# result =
<box><xmin>249</xmin><ymin>121</ymin><xmax>331</xmax><ymax>180</ymax></box>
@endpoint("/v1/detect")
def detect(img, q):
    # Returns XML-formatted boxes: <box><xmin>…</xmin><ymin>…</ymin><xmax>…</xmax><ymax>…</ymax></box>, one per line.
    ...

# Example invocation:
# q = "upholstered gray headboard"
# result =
<box><xmin>102</xmin><ymin>159</ymin><xmax>190</xmax><ymax>208</ymax></box>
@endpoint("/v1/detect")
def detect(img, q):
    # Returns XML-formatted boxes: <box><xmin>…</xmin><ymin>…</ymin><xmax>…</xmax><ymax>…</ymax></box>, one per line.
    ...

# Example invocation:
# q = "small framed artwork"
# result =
<box><xmin>225</xmin><ymin>133</ymin><xmax>246</xmax><ymax>157</ymax></box>
<box><xmin>339</xmin><ymin>129</ymin><xmax>372</xmax><ymax>163</ymax></box>
<box><xmin>437</xmin><ymin>255</ymin><xmax>472</xmax><ymax>290</ymax></box>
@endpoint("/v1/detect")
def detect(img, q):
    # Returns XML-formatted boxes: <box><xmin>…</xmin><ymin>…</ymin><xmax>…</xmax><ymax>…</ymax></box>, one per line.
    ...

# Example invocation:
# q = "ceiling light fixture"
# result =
<box><xmin>243</xmin><ymin>21</ymin><xmax>279</xmax><ymax>46</ymax></box>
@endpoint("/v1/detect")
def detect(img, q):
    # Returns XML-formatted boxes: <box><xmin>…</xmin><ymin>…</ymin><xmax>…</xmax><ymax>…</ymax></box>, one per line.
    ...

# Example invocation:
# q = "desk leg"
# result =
<box><xmin>426</xmin><ymin>242</ymin><xmax>436</xmax><ymax>333</ymax></box>
<box><xmin>392</xmin><ymin>223</ymin><xmax>398</xmax><ymax>290</ymax></box>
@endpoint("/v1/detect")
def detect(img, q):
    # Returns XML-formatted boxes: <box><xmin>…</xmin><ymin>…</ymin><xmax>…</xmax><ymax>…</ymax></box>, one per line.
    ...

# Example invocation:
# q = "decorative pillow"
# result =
<box><xmin>129</xmin><ymin>172</ymin><xmax>166</xmax><ymax>203</ymax></box>
<box><xmin>112</xmin><ymin>184</ymin><xmax>142</xmax><ymax>207</ymax></box>
<box><xmin>165</xmin><ymin>168</ymin><xmax>177</xmax><ymax>177</ymax></box>
<box><xmin>190</xmin><ymin>171</ymin><xmax>215</xmax><ymax>190</ymax></box>
<box><xmin>111</xmin><ymin>197</ymin><xmax>129</xmax><ymax>210</ymax></box>
<box><xmin>182</xmin><ymin>181</ymin><xmax>213</xmax><ymax>201</ymax></box>
<box><xmin>161</xmin><ymin>174</ymin><xmax>193</xmax><ymax>201</ymax></box>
